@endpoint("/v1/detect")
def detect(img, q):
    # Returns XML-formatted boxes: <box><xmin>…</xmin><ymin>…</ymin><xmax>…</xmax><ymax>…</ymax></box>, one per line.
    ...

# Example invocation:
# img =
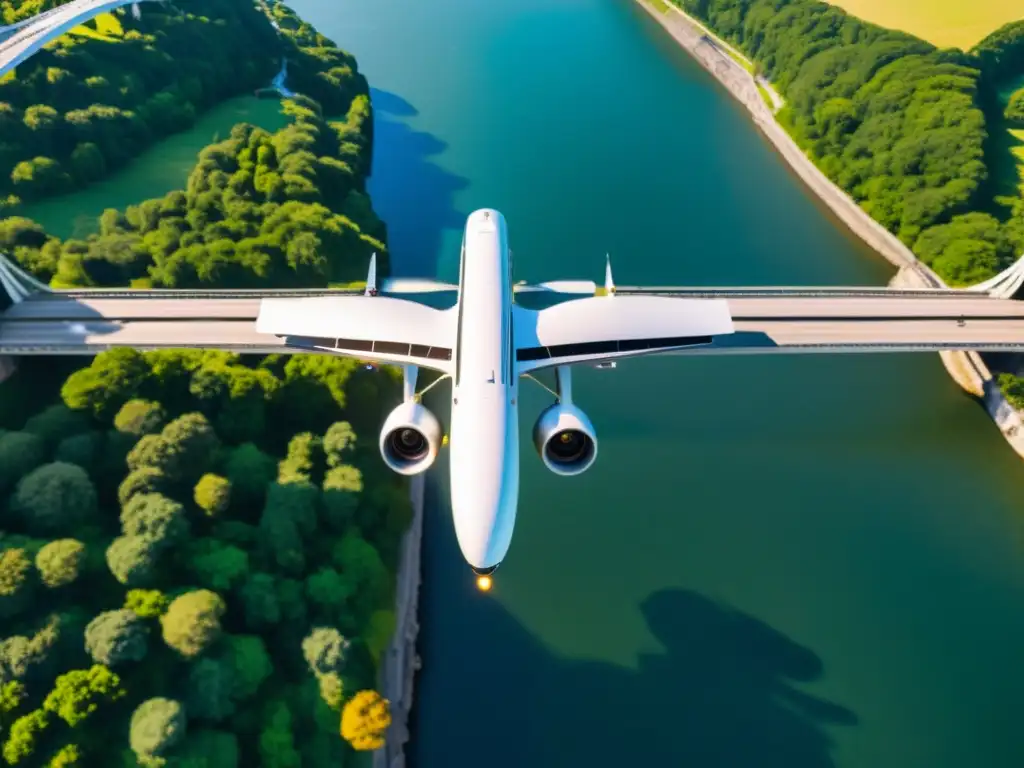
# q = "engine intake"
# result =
<box><xmin>533</xmin><ymin>403</ymin><xmax>598</xmax><ymax>476</ymax></box>
<box><xmin>379</xmin><ymin>401</ymin><xmax>442</xmax><ymax>475</ymax></box>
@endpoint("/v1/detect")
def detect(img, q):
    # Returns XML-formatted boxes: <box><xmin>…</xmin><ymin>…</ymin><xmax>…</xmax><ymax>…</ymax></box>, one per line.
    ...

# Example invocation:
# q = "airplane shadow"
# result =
<box><xmin>368</xmin><ymin>89</ymin><xmax>469</xmax><ymax>279</ymax></box>
<box><xmin>410</xmin><ymin>481</ymin><xmax>856</xmax><ymax>767</ymax></box>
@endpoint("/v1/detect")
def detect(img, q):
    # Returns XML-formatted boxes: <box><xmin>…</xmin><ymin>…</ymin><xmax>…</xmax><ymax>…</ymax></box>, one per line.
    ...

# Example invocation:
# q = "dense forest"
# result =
<box><xmin>675</xmin><ymin>0</ymin><xmax>1024</xmax><ymax>288</ymax></box>
<box><xmin>0</xmin><ymin>0</ymin><xmax>408</xmax><ymax>764</ymax></box>
<box><xmin>0</xmin><ymin>0</ymin><xmax>368</xmax><ymax>207</ymax></box>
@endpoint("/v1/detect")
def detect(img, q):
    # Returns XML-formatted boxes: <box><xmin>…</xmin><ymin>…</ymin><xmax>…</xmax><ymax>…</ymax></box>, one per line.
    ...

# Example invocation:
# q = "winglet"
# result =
<box><xmin>365</xmin><ymin>253</ymin><xmax>378</xmax><ymax>296</ymax></box>
<box><xmin>604</xmin><ymin>254</ymin><xmax>616</xmax><ymax>296</ymax></box>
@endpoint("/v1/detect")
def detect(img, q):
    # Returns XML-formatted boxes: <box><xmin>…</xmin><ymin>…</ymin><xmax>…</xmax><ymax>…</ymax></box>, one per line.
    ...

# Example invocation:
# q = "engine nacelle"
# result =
<box><xmin>533</xmin><ymin>403</ymin><xmax>598</xmax><ymax>476</ymax></box>
<box><xmin>379</xmin><ymin>401</ymin><xmax>443</xmax><ymax>476</ymax></box>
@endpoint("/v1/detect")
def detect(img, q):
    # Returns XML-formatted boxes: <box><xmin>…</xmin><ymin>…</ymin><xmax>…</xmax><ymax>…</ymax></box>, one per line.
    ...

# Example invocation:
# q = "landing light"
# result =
<box><xmin>476</xmin><ymin>575</ymin><xmax>493</xmax><ymax>592</ymax></box>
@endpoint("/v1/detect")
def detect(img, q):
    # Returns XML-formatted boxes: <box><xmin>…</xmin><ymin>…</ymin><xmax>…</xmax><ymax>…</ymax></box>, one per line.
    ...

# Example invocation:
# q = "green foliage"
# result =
<box><xmin>118</xmin><ymin>467</ymin><xmax>169</xmax><ymax>508</ymax></box>
<box><xmin>0</xmin><ymin>548</ymin><xmax>33</xmax><ymax>619</ymax></box>
<box><xmin>34</xmin><ymin>539</ymin><xmax>86</xmax><ymax>589</ymax></box>
<box><xmin>22</xmin><ymin>404</ymin><xmax>90</xmax><ymax>448</ymax></box>
<box><xmin>675</xmin><ymin>0</ymin><xmax>1013</xmax><ymax>283</ymax></box>
<box><xmin>302</xmin><ymin>627</ymin><xmax>351</xmax><ymax>677</ymax></box>
<box><xmin>224</xmin><ymin>443</ymin><xmax>276</xmax><ymax>507</ymax></box>
<box><xmin>11</xmin><ymin>462</ymin><xmax>98</xmax><ymax>536</ymax></box>
<box><xmin>0</xmin><ymin>431</ymin><xmax>45</xmax><ymax>496</ymax></box>
<box><xmin>2</xmin><ymin>709</ymin><xmax>49</xmax><ymax>765</ymax></box>
<box><xmin>105</xmin><ymin>535</ymin><xmax>162</xmax><ymax>588</ymax></box>
<box><xmin>120</xmin><ymin>493</ymin><xmax>190</xmax><ymax>546</ymax></box>
<box><xmin>160</xmin><ymin>590</ymin><xmax>225</xmax><ymax>659</ymax></box>
<box><xmin>1005</xmin><ymin>88</ymin><xmax>1024</xmax><ymax>125</ymax></box>
<box><xmin>129</xmin><ymin>698</ymin><xmax>186</xmax><ymax>764</ymax></box>
<box><xmin>259</xmin><ymin>700</ymin><xmax>301</xmax><ymax>768</ymax></box>
<box><xmin>46</xmin><ymin>744</ymin><xmax>82</xmax><ymax>768</ymax></box>
<box><xmin>164</xmin><ymin>729</ymin><xmax>238</xmax><ymax>768</ymax></box>
<box><xmin>185</xmin><ymin>657</ymin><xmax>235</xmax><ymax>723</ymax></box>
<box><xmin>221</xmin><ymin>635</ymin><xmax>272</xmax><ymax>701</ymax></box>
<box><xmin>54</xmin><ymin>431</ymin><xmax>105</xmax><ymax>474</ymax></box>
<box><xmin>124</xmin><ymin>589</ymin><xmax>170</xmax><ymax>620</ymax></box>
<box><xmin>322</xmin><ymin>464</ymin><xmax>362</xmax><ymax>532</ymax></box>
<box><xmin>42</xmin><ymin>665</ymin><xmax>125</xmax><ymax>727</ymax></box>
<box><xmin>239</xmin><ymin>573</ymin><xmax>281</xmax><ymax>629</ymax></box>
<box><xmin>322</xmin><ymin>421</ymin><xmax>357</xmax><ymax>467</ymax></box>
<box><xmin>61</xmin><ymin>348</ymin><xmax>150</xmax><ymax>420</ymax></box>
<box><xmin>114</xmin><ymin>399</ymin><xmax>166</xmax><ymax>437</ymax></box>
<box><xmin>184</xmin><ymin>539</ymin><xmax>249</xmax><ymax>592</ymax></box>
<box><xmin>194</xmin><ymin>474</ymin><xmax>231</xmax><ymax>518</ymax></box>
<box><xmin>278</xmin><ymin>433</ymin><xmax>323</xmax><ymax>484</ymax></box>
<box><xmin>84</xmin><ymin>610</ymin><xmax>149</xmax><ymax>667</ymax></box>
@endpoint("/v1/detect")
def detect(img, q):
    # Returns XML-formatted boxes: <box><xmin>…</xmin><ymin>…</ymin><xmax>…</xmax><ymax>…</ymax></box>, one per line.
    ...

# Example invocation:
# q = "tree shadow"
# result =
<box><xmin>368</xmin><ymin>89</ymin><xmax>468</xmax><ymax>279</ymax></box>
<box><xmin>411</xmin><ymin>494</ymin><xmax>857</xmax><ymax>767</ymax></box>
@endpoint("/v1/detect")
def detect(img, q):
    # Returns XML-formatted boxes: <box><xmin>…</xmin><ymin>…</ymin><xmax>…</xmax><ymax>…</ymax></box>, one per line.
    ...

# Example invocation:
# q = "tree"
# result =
<box><xmin>123</xmin><ymin>589</ymin><xmax>170</xmax><ymax>619</ymax></box>
<box><xmin>277</xmin><ymin>433</ymin><xmax>322</xmax><ymax>484</ymax></box>
<box><xmin>161</xmin><ymin>590</ymin><xmax>226</xmax><ymax>658</ymax></box>
<box><xmin>129</xmin><ymin>698</ymin><xmax>186</xmax><ymax>763</ymax></box>
<box><xmin>120</xmin><ymin>493</ymin><xmax>190</xmax><ymax>545</ymax></box>
<box><xmin>117</xmin><ymin>467</ymin><xmax>169</xmax><ymax>508</ymax></box>
<box><xmin>0</xmin><ymin>432</ymin><xmax>45</xmax><ymax>495</ymax></box>
<box><xmin>322</xmin><ymin>421</ymin><xmax>356</xmax><ymax>466</ymax></box>
<box><xmin>159</xmin><ymin>413</ymin><xmax>220</xmax><ymax>482</ymax></box>
<box><xmin>221</xmin><ymin>635</ymin><xmax>271</xmax><ymax>701</ymax></box>
<box><xmin>125</xmin><ymin>434</ymin><xmax>176</xmax><ymax>475</ymax></box>
<box><xmin>239</xmin><ymin>573</ymin><xmax>280</xmax><ymax>629</ymax></box>
<box><xmin>259</xmin><ymin>700</ymin><xmax>301</xmax><ymax>768</ymax></box>
<box><xmin>11</xmin><ymin>462</ymin><xmax>98</xmax><ymax>536</ymax></box>
<box><xmin>164</xmin><ymin>730</ymin><xmax>239</xmax><ymax>768</ymax></box>
<box><xmin>322</xmin><ymin>465</ymin><xmax>362</xmax><ymax>531</ymax></box>
<box><xmin>61</xmin><ymin>349</ymin><xmax>150</xmax><ymax>419</ymax></box>
<box><xmin>0</xmin><ymin>549</ymin><xmax>33</xmax><ymax>620</ymax></box>
<box><xmin>34</xmin><ymin>539</ymin><xmax>86</xmax><ymax>589</ymax></box>
<box><xmin>105</xmin><ymin>535</ymin><xmax>161</xmax><ymax>588</ymax></box>
<box><xmin>2</xmin><ymin>710</ymin><xmax>49</xmax><ymax>765</ymax></box>
<box><xmin>84</xmin><ymin>610</ymin><xmax>149</xmax><ymax>667</ymax></box>
<box><xmin>42</xmin><ymin>665</ymin><xmax>125</xmax><ymax>727</ymax></box>
<box><xmin>224</xmin><ymin>443</ymin><xmax>275</xmax><ymax>507</ymax></box>
<box><xmin>301</xmin><ymin>628</ymin><xmax>350</xmax><ymax>677</ymax></box>
<box><xmin>194</xmin><ymin>474</ymin><xmax>231</xmax><ymax>517</ymax></box>
<box><xmin>22</xmin><ymin>405</ymin><xmax>90</xmax><ymax>448</ymax></box>
<box><xmin>340</xmin><ymin>690</ymin><xmax>390</xmax><ymax>751</ymax></box>
<box><xmin>1005</xmin><ymin>88</ymin><xmax>1024</xmax><ymax>125</ymax></box>
<box><xmin>54</xmin><ymin>431</ymin><xmax>105</xmax><ymax>474</ymax></box>
<box><xmin>186</xmin><ymin>657</ymin><xmax>236</xmax><ymax>723</ymax></box>
<box><xmin>185</xmin><ymin>539</ymin><xmax>249</xmax><ymax>592</ymax></box>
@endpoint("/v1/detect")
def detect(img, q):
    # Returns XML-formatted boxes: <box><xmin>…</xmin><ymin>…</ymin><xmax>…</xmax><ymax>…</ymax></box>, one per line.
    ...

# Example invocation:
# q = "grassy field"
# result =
<box><xmin>68</xmin><ymin>11</ymin><xmax>124</xmax><ymax>42</ymax></box>
<box><xmin>827</xmin><ymin>0</ymin><xmax>1022</xmax><ymax>50</ymax></box>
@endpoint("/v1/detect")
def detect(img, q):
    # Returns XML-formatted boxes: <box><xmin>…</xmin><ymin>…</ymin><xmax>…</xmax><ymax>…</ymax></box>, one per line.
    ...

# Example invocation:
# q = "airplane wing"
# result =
<box><xmin>513</xmin><ymin>296</ymin><xmax>734</xmax><ymax>373</ymax></box>
<box><xmin>256</xmin><ymin>295</ymin><xmax>457</xmax><ymax>374</ymax></box>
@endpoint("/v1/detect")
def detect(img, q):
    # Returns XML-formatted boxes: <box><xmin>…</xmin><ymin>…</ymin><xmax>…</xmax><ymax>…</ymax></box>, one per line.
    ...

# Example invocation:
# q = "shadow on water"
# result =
<box><xmin>411</xmin><ymin>474</ymin><xmax>856</xmax><ymax>767</ymax></box>
<box><xmin>368</xmin><ymin>89</ymin><xmax>469</xmax><ymax>278</ymax></box>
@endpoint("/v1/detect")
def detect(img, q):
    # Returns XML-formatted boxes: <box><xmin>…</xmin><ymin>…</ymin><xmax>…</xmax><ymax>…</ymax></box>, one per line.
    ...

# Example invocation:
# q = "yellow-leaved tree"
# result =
<box><xmin>340</xmin><ymin>690</ymin><xmax>391</xmax><ymax>751</ymax></box>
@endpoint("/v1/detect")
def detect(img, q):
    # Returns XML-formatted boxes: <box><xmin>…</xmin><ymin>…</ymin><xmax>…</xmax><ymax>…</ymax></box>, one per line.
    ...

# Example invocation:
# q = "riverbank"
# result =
<box><xmin>636</xmin><ymin>0</ymin><xmax>1024</xmax><ymax>459</ymax></box>
<box><xmin>374</xmin><ymin>473</ymin><xmax>425</xmax><ymax>768</ymax></box>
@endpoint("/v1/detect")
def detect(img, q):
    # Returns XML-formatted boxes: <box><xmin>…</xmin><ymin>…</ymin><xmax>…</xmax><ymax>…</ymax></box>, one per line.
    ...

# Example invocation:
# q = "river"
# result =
<box><xmin>29</xmin><ymin>0</ymin><xmax>1024</xmax><ymax>764</ymax></box>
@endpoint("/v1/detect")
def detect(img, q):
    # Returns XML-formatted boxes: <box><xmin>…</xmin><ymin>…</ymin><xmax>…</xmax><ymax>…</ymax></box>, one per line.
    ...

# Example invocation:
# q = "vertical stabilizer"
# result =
<box><xmin>365</xmin><ymin>253</ymin><xmax>378</xmax><ymax>296</ymax></box>
<box><xmin>604</xmin><ymin>254</ymin><xmax>616</xmax><ymax>296</ymax></box>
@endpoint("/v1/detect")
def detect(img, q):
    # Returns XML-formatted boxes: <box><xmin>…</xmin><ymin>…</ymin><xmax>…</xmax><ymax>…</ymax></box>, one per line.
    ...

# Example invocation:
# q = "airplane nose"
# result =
<box><xmin>471</xmin><ymin>564</ymin><xmax>498</xmax><ymax>576</ymax></box>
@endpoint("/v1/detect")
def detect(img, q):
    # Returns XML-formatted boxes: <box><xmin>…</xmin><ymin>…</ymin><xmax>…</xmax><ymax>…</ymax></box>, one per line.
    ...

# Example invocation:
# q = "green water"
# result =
<box><xmin>18</xmin><ymin>96</ymin><xmax>289</xmax><ymax>240</ymax></box>
<box><xmin>30</xmin><ymin>0</ymin><xmax>1024</xmax><ymax>764</ymax></box>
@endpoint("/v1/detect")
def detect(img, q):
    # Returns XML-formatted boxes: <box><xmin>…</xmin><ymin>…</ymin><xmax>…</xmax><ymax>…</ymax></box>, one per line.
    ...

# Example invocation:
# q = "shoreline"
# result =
<box><xmin>374</xmin><ymin>473</ymin><xmax>425</xmax><ymax>768</ymax></box>
<box><xmin>635</xmin><ymin>0</ymin><xmax>1024</xmax><ymax>460</ymax></box>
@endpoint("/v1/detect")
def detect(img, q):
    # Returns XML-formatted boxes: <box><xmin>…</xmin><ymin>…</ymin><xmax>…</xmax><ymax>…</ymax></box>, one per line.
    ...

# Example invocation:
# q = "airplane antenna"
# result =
<box><xmin>604</xmin><ymin>254</ymin><xmax>616</xmax><ymax>296</ymax></box>
<box><xmin>364</xmin><ymin>253</ymin><xmax>378</xmax><ymax>296</ymax></box>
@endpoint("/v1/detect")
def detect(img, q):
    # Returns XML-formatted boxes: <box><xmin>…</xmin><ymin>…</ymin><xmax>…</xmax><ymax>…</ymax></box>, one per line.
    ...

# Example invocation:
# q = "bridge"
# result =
<box><xmin>3</xmin><ymin>252</ymin><xmax>1024</xmax><ymax>358</ymax></box>
<box><xmin>0</xmin><ymin>0</ymin><xmax>162</xmax><ymax>75</ymax></box>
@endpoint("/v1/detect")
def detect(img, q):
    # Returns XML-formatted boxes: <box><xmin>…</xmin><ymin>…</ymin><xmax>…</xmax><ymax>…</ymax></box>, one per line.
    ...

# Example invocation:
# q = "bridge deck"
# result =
<box><xmin>3</xmin><ymin>291</ymin><xmax>1024</xmax><ymax>355</ymax></box>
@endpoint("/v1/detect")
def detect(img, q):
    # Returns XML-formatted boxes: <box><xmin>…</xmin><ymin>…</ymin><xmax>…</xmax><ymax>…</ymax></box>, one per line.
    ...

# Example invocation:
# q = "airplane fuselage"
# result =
<box><xmin>448</xmin><ymin>209</ymin><xmax>519</xmax><ymax>575</ymax></box>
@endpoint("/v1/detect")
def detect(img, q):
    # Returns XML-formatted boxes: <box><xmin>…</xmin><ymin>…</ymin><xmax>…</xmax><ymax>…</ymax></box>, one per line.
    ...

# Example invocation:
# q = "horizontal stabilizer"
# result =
<box><xmin>380</xmin><ymin>278</ymin><xmax>458</xmax><ymax>294</ymax></box>
<box><xmin>514</xmin><ymin>280</ymin><xmax>598</xmax><ymax>295</ymax></box>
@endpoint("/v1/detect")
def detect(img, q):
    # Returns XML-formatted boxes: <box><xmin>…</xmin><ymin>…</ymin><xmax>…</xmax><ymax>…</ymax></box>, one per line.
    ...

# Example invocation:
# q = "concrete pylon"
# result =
<box><xmin>963</xmin><ymin>252</ymin><xmax>1024</xmax><ymax>299</ymax></box>
<box><xmin>0</xmin><ymin>251</ymin><xmax>51</xmax><ymax>307</ymax></box>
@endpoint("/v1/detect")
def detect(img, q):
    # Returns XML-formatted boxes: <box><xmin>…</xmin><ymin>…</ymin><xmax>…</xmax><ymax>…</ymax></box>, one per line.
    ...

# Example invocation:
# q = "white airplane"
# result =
<box><xmin>255</xmin><ymin>209</ymin><xmax>734</xmax><ymax>588</ymax></box>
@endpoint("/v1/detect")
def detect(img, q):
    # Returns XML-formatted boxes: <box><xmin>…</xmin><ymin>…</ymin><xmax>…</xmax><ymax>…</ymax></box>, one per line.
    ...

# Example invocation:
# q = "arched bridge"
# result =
<box><xmin>0</xmin><ymin>0</ymin><xmax>165</xmax><ymax>75</ymax></box>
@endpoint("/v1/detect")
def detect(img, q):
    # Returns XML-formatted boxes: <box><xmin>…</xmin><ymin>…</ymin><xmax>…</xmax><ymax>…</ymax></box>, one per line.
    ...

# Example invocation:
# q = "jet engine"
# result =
<box><xmin>533</xmin><ymin>403</ymin><xmax>598</xmax><ymax>476</ymax></box>
<box><xmin>379</xmin><ymin>401</ymin><xmax>443</xmax><ymax>476</ymax></box>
